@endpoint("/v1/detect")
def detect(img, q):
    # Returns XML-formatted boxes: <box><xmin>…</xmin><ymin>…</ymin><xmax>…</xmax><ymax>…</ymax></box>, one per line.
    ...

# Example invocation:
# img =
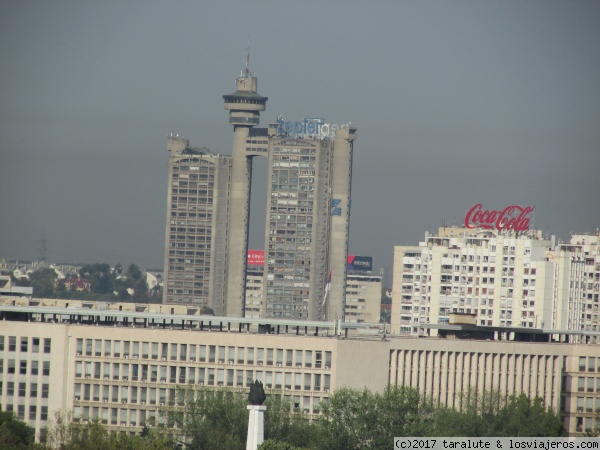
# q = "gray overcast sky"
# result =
<box><xmin>1</xmin><ymin>1</ymin><xmax>599</xmax><ymax>274</ymax></box>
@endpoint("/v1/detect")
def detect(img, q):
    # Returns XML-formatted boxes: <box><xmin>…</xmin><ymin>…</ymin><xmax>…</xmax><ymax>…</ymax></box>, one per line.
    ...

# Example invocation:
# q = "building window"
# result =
<box><xmin>44</xmin><ymin>338</ymin><xmax>51</xmax><ymax>354</ymax></box>
<box><xmin>20</xmin><ymin>360</ymin><xmax>27</xmax><ymax>375</ymax></box>
<box><xmin>588</xmin><ymin>357</ymin><xmax>596</xmax><ymax>372</ymax></box>
<box><xmin>9</xmin><ymin>336</ymin><xmax>16</xmax><ymax>352</ymax></box>
<box><xmin>30</xmin><ymin>383</ymin><xmax>37</xmax><ymax>398</ymax></box>
<box><xmin>32</xmin><ymin>337</ymin><xmax>39</xmax><ymax>353</ymax></box>
<box><xmin>42</xmin><ymin>384</ymin><xmax>49</xmax><ymax>398</ymax></box>
<box><xmin>43</xmin><ymin>361</ymin><xmax>50</xmax><ymax>376</ymax></box>
<box><xmin>29</xmin><ymin>406</ymin><xmax>37</xmax><ymax>420</ymax></box>
<box><xmin>20</xmin><ymin>337</ymin><xmax>28</xmax><ymax>352</ymax></box>
<box><xmin>305</xmin><ymin>351</ymin><xmax>312</xmax><ymax>368</ymax></box>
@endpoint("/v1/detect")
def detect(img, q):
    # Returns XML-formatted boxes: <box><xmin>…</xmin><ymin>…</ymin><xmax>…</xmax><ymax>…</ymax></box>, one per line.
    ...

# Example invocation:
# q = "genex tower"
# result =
<box><xmin>164</xmin><ymin>59</ymin><xmax>356</xmax><ymax>322</ymax></box>
<box><xmin>222</xmin><ymin>64</ymin><xmax>268</xmax><ymax>317</ymax></box>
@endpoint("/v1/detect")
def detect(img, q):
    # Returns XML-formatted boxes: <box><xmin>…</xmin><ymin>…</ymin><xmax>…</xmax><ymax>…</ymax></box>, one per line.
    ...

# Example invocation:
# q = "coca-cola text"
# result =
<box><xmin>464</xmin><ymin>204</ymin><xmax>535</xmax><ymax>232</ymax></box>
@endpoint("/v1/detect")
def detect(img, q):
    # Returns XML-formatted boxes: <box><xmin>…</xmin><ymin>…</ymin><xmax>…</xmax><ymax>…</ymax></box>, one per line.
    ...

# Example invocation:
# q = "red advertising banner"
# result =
<box><xmin>247</xmin><ymin>250</ymin><xmax>264</xmax><ymax>266</ymax></box>
<box><xmin>464</xmin><ymin>204</ymin><xmax>534</xmax><ymax>232</ymax></box>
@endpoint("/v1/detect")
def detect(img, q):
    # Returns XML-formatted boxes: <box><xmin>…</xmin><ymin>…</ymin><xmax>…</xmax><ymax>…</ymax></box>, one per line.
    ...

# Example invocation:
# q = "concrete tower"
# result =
<box><xmin>223</xmin><ymin>62</ymin><xmax>268</xmax><ymax>317</ymax></box>
<box><xmin>327</xmin><ymin>126</ymin><xmax>357</xmax><ymax>320</ymax></box>
<box><xmin>162</xmin><ymin>135</ymin><xmax>232</xmax><ymax>313</ymax></box>
<box><xmin>261</xmin><ymin>121</ymin><xmax>357</xmax><ymax>321</ymax></box>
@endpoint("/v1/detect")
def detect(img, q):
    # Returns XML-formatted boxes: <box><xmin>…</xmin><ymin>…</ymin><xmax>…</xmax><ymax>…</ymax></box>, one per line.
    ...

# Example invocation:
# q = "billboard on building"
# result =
<box><xmin>347</xmin><ymin>255</ymin><xmax>373</xmax><ymax>272</ymax></box>
<box><xmin>247</xmin><ymin>250</ymin><xmax>264</xmax><ymax>266</ymax></box>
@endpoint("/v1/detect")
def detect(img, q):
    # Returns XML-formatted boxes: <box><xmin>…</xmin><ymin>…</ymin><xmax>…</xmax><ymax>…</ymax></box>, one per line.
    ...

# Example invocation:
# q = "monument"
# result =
<box><xmin>246</xmin><ymin>380</ymin><xmax>267</xmax><ymax>450</ymax></box>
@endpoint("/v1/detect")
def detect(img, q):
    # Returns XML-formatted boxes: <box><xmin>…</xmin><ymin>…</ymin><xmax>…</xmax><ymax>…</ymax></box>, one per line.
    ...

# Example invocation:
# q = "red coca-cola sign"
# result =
<box><xmin>464</xmin><ymin>204</ymin><xmax>535</xmax><ymax>232</ymax></box>
<box><xmin>247</xmin><ymin>250</ymin><xmax>264</xmax><ymax>266</ymax></box>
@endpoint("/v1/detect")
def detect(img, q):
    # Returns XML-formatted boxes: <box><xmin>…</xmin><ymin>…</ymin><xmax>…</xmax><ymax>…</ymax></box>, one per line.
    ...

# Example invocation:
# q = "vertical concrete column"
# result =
<box><xmin>327</xmin><ymin>126</ymin><xmax>357</xmax><ymax>321</ymax></box>
<box><xmin>223</xmin><ymin>75</ymin><xmax>267</xmax><ymax>318</ymax></box>
<box><xmin>226</xmin><ymin>126</ymin><xmax>252</xmax><ymax>317</ymax></box>
<box><xmin>246</xmin><ymin>405</ymin><xmax>267</xmax><ymax>450</ymax></box>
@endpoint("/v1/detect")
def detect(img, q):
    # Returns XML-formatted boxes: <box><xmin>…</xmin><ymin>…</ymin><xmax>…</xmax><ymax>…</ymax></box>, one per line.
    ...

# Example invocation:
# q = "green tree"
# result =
<box><xmin>429</xmin><ymin>391</ymin><xmax>564</xmax><ymax>437</ymax></box>
<box><xmin>317</xmin><ymin>387</ymin><xmax>378</xmax><ymax>449</ymax></box>
<box><xmin>315</xmin><ymin>386</ymin><xmax>432</xmax><ymax>449</ymax></box>
<box><xmin>79</xmin><ymin>263</ymin><xmax>113</xmax><ymax>294</ymax></box>
<box><xmin>258</xmin><ymin>440</ymin><xmax>302</xmax><ymax>450</ymax></box>
<box><xmin>117</xmin><ymin>287</ymin><xmax>131</xmax><ymax>301</ymax></box>
<box><xmin>164</xmin><ymin>387</ymin><xmax>248</xmax><ymax>450</ymax></box>
<box><xmin>56</xmin><ymin>280</ymin><xmax>71</xmax><ymax>299</ymax></box>
<box><xmin>29</xmin><ymin>268</ymin><xmax>57</xmax><ymax>297</ymax></box>
<box><xmin>491</xmin><ymin>394</ymin><xmax>565</xmax><ymax>437</ymax></box>
<box><xmin>147</xmin><ymin>284</ymin><xmax>163</xmax><ymax>304</ymax></box>
<box><xmin>263</xmin><ymin>394</ymin><xmax>315</xmax><ymax>448</ymax></box>
<box><xmin>127</xmin><ymin>263</ymin><xmax>143</xmax><ymax>282</ymax></box>
<box><xmin>133</xmin><ymin>277</ymin><xmax>148</xmax><ymax>301</ymax></box>
<box><xmin>200</xmin><ymin>306</ymin><xmax>215</xmax><ymax>315</ymax></box>
<box><xmin>43</xmin><ymin>411</ymin><xmax>173</xmax><ymax>450</ymax></box>
<box><xmin>0</xmin><ymin>409</ymin><xmax>36</xmax><ymax>449</ymax></box>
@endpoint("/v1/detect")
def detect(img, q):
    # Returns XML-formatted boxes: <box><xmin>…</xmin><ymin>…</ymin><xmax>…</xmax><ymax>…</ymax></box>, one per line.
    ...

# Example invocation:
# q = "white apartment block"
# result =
<box><xmin>392</xmin><ymin>227</ymin><xmax>600</xmax><ymax>337</ymax></box>
<box><xmin>549</xmin><ymin>233</ymin><xmax>600</xmax><ymax>332</ymax></box>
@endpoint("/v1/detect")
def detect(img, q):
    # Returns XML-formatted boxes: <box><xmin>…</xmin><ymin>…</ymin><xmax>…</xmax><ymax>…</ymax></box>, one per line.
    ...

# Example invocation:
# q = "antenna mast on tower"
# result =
<box><xmin>243</xmin><ymin>35</ymin><xmax>252</xmax><ymax>77</ymax></box>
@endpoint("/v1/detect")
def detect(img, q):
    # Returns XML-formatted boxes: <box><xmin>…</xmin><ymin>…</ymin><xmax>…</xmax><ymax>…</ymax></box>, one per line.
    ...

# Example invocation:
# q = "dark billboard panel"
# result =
<box><xmin>347</xmin><ymin>255</ymin><xmax>373</xmax><ymax>272</ymax></box>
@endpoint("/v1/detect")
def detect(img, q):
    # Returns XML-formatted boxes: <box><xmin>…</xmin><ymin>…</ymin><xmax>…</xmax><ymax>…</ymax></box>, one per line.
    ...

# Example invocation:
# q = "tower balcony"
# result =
<box><xmin>229</xmin><ymin>115</ymin><xmax>260</xmax><ymax>126</ymax></box>
<box><xmin>223</xmin><ymin>93</ymin><xmax>267</xmax><ymax>113</ymax></box>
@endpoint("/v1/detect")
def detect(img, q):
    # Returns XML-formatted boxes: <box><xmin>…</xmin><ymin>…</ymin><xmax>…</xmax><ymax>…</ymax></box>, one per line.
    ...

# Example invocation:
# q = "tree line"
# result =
<box><xmin>10</xmin><ymin>263</ymin><xmax>161</xmax><ymax>303</ymax></box>
<box><xmin>1</xmin><ymin>385</ymin><xmax>574</xmax><ymax>450</ymax></box>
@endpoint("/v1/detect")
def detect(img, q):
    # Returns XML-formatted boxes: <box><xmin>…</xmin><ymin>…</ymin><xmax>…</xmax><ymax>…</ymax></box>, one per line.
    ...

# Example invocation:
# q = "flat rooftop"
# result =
<box><xmin>0</xmin><ymin>304</ymin><xmax>366</xmax><ymax>338</ymax></box>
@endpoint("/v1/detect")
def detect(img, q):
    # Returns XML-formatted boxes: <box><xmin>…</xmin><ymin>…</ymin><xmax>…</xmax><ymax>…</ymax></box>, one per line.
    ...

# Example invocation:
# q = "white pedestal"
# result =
<box><xmin>246</xmin><ymin>405</ymin><xmax>267</xmax><ymax>450</ymax></box>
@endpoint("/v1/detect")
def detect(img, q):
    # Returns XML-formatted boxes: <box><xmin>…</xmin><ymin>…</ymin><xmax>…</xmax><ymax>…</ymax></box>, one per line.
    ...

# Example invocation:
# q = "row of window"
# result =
<box><xmin>172</xmin><ymin>164</ymin><xmax>214</xmax><ymax>173</ymax></box>
<box><xmin>575</xmin><ymin>396</ymin><xmax>600</xmax><ymax>413</ymax></box>
<box><xmin>0</xmin><ymin>336</ymin><xmax>51</xmax><ymax>353</ymax></box>
<box><xmin>75</xmin><ymin>339</ymin><xmax>332</xmax><ymax>368</ymax></box>
<box><xmin>73</xmin><ymin>393</ymin><xmax>324</xmax><ymax>428</ymax></box>
<box><xmin>3</xmin><ymin>404</ymin><xmax>48</xmax><ymax>421</ymax></box>
<box><xmin>272</xmin><ymin>147</ymin><xmax>316</xmax><ymax>155</ymax></box>
<box><xmin>75</xmin><ymin>362</ymin><xmax>332</xmax><ymax>389</ymax></box>
<box><xmin>73</xmin><ymin>368</ymin><xmax>331</xmax><ymax>404</ymax></box>
<box><xmin>575</xmin><ymin>376</ymin><xmax>600</xmax><ymax>392</ymax></box>
<box><xmin>74</xmin><ymin>406</ymin><xmax>152</xmax><ymax>427</ymax></box>
<box><xmin>171</xmin><ymin>190</ymin><xmax>214</xmax><ymax>199</ymax></box>
<box><xmin>575</xmin><ymin>416</ymin><xmax>597</xmax><ymax>433</ymax></box>
<box><xmin>0</xmin><ymin>359</ymin><xmax>50</xmax><ymax>376</ymax></box>
<box><xmin>1</xmin><ymin>381</ymin><xmax>49</xmax><ymax>398</ymax></box>
<box><xmin>578</xmin><ymin>357</ymin><xmax>600</xmax><ymax>372</ymax></box>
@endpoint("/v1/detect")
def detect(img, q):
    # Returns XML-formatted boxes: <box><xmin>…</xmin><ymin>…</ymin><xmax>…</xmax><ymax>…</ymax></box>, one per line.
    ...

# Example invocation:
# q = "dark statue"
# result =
<box><xmin>248</xmin><ymin>379</ymin><xmax>266</xmax><ymax>405</ymax></box>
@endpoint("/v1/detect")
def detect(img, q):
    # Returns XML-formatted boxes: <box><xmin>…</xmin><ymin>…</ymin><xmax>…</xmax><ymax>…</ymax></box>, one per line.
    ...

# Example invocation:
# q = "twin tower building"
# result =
<box><xmin>162</xmin><ymin>68</ymin><xmax>357</xmax><ymax>322</ymax></box>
